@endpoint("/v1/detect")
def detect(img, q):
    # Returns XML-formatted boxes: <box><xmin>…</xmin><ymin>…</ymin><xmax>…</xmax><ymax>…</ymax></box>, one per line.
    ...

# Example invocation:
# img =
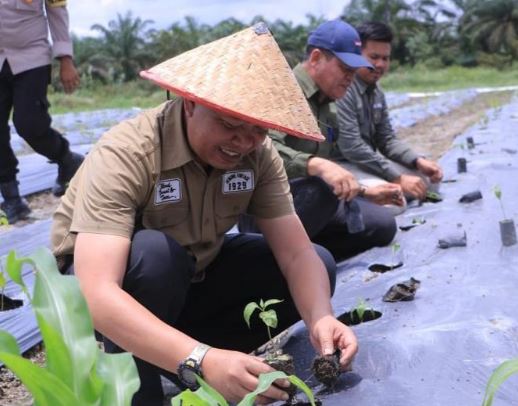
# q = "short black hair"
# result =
<box><xmin>356</xmin><ymin>21</ymin><xmax>393</xmax><ymax>45</ymax></box>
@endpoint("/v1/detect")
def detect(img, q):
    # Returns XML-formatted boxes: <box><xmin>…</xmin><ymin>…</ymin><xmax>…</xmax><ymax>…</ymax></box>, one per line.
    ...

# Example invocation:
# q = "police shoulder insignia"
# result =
<box><xmin>46</xmin><ymin>0</ymin><xmax>67</xmax><ymax>7</ymax></box>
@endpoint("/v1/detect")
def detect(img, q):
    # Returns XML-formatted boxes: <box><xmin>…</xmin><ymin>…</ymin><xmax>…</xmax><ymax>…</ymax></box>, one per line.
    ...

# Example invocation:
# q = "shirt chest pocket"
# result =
<box><xmin>141</xmin><ymin>203</ymin><xmax>189</xmax><ymax>231</ymax></box>
<box><xmin>372</xmin><ymin>103</ymin><xmax>383</xmax><ymax>125</ymax></box>
<box><xmin>16</xmin><ymin>0</ymin><xmax>42</xmax><ymax>12</ymax></box>
<box><xmin>214</xmin><ymin>192</ymin><xmax>252</xmax><ymax>234</ymax></box>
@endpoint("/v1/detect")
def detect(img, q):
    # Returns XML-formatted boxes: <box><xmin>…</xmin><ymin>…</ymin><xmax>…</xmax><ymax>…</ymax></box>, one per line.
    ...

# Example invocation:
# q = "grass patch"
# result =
<box><xmin>381</xmin><ymin>66</ymin><xmax>518</xmax><ymax>93</ymax></box>
<box><xmin>48</xmin><ymin>81</ymin><xmax>166</xmax><ymax>114</ymax></box>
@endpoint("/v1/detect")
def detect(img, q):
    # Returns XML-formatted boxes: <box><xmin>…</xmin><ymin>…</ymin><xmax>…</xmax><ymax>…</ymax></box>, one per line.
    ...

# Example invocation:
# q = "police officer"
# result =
<box><xmin>0</xmin><ymin>0</ymin><xmax>84</xmax><ymax>223</ymax></box>
<box><xmin>51</xmin><ymin>24</ymin><xmax>358</xmax><ymax>405</ymax></box>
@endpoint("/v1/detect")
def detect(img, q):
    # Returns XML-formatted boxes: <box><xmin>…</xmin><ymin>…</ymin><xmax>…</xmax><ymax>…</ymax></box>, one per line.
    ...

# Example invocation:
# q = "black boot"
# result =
<box><xmin>52</xmin><ymin>151</ymin><xmax>84</xmax><ymax>197</ymax></box>
<box><xmin>0</xmin><ymin>181</ymin><xmax>31</xmax><ymax>224</ymax></box>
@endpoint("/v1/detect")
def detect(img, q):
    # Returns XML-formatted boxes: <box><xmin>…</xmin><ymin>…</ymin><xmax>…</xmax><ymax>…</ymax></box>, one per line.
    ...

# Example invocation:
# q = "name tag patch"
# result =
<box><xmin>155</xmin><ymin>178</ymin><xmax>181</xmax><ymax>204</ymax></box>
<box><xmin>222</xmin><ymin>170</ymin><xmax>254</xmax><ymax>194</ymax></box>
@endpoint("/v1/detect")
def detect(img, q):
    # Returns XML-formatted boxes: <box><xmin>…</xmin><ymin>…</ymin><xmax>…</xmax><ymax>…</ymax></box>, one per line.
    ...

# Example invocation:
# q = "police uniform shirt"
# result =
<box><xmin>0</xmin><ymin>0</ymin><xmax>73</xmax><ymax>75</ymax></box>
<box><xmin>51</xmin><ymin>98</ymin><xmax>294</xmax><ymax>272</ymax></box>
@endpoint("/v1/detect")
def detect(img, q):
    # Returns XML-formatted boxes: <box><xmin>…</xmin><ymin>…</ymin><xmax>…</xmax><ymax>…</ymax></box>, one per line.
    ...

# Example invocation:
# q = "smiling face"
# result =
<box><xmin>184</xmin><ymin>100</ymin><xmax>268</xmax><ymax>170</ymax></box>
<box><xmin>356</xmin><ymin>40</ymin><xmax>392</xmax><ymax>85</ymax></box>
<box><xmin>307</xmin><ymin>49</ymin><xmax>356</xmax><ymax>100</ymax></box>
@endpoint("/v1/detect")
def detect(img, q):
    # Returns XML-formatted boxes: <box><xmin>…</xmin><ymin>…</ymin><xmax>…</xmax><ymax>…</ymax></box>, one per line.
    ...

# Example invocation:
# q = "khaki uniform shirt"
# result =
<box><xmin>336</xmin><ymin>76</ymin><xmax>419</xmax><ymax>181</ymax></box>
<box><xmin>270</xmin><ymin>64</ymin><xmax>343</xmax><ymax>179</ymax></box>
<box><xmin>51</xmin><ymin>99</ymin><xmax>294</xmax><ymax>273</ymax></box>
<box><xmin>0</xmin><ymin>0</ymin><xmax>73</xmax><ymax>75</ymax></box>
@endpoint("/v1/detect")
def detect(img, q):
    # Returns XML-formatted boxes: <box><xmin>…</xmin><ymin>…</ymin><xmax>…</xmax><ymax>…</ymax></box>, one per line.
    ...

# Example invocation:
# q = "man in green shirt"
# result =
<box><xmin>240</xmin><ymin>19</ymin><xmax>402</xmax><ymax>260</ymax></box>
<box><xmin>336</xmin><ymin>21</ymin><xmax>443</xmax><ymax>205</ymax></box>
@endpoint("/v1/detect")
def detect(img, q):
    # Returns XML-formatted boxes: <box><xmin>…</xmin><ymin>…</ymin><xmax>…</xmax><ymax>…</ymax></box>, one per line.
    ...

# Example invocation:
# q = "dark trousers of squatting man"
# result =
<box><xmin>69</xmin><ymin>230</ymin><xmax>336</xmax><ymax>406</ymax></box>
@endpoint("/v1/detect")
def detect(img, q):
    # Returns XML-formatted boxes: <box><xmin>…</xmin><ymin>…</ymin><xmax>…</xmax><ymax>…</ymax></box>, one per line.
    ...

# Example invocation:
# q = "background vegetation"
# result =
<box><xmin>48</xmin><ymin>0</ymin><xmax>518</xmax><ymax>111</ymax></box>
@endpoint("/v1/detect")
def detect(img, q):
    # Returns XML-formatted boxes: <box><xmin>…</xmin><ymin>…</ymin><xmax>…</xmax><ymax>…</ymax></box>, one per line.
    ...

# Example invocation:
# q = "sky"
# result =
<box><xmin>68</xmin><ymin>0</ymin><xmax>348</xmax><ymax>37</ymax></box>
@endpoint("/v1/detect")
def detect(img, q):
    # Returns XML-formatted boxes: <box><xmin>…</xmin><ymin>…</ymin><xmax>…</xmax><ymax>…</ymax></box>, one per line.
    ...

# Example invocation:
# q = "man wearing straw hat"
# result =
<box><xmin>242</xmin><ymin>19</ymin><xmax>402</xmax><ymax>260</ymax></box>
<box><xmin>51</xmin><ymin>23</ymin><xmax>357</xmax><ymax>405</ymax></box>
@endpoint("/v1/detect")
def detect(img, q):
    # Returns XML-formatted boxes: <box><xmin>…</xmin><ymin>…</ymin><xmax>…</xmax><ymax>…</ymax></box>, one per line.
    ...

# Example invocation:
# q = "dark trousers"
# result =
<box><xmin>85</xmin><ymin>230</ymin><xmax>336</xmax><ymax>405</ymax></box>
<box><xmin>239</xmin><ymin>177</ymin><xmax>397</xmax><ymax>260</ymax></box>
<box><xmin>0</xmin><ymin>61</ymin><xmax>69</xmax><ymax>183</ymax></box>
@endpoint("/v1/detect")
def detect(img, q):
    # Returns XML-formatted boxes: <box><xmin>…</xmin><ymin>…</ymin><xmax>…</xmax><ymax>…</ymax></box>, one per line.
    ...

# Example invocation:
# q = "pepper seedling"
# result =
<box><xmin>244</xmin><ymin>298</ymin><xmax>283</xmax><ymax>342</ymax></box>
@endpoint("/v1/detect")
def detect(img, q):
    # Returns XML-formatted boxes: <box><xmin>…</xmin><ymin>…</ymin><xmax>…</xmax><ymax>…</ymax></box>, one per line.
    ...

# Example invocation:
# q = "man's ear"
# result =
<box><xmin>184</xmin><ymin>99</ymin><xmax>195</xmax><ymax>118</ymax></box>
<box><xmin>308</xmin><ymin>48</ymin><xmax>324</xmax><ymax>65</ymax></box>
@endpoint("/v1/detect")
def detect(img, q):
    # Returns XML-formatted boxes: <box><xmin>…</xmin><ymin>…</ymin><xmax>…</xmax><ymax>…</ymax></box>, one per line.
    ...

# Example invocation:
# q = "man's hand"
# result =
<box><xmin>363</xmin><ymin>183</ymin><xmax>404</xmax><ymax>206</ymax></box>
<box><xmin>202</xmin><ymin>348</ymin><xmax>291</xmax><ymax>404</ymax></box>
<box><xmin>309</xmin><ymin>315</ymin><xmax>358</xmax><ymax>371</ymax></box>
<box><xmin>393</xmin><ymin>174</ymin><xmax>427</xmax><ymax>200</ymax></box>
<box><xmin>59</xmin><ymin>56</ymin><xmax>80</xmax><ymax>94</ymax></box>
<box><xmin>415</xmin><ymin>157</ymin><xmax>443</xmax><ymax>183</ymax></box>
<box><xmin>307</xmin><ymin>157</ymin><xmax>360</xmax><ymax>201</ymax></box>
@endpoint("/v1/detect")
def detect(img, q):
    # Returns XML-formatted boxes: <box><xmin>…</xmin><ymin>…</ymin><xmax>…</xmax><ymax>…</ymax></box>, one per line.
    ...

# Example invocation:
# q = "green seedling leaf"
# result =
<box><xmin>30</xmin><ymin>247</ymin><xmax>106</xmax><ymax>403</ymax></box>
<box><xmin>0</xmin><ymin>217</ymin><xmax>7</xmax><ymax>226</ymax></box>
<box><xmin>0</xmin><ymin>352</ymin><xmax>79</xmax><ymax>406</ymax></box>
<box><xmin>194</xmin><ymin>375</ymin><xmax>228</xmax><ymax>406</ymax></box>
<box><xmin>482</xmin><ymin>358</ymin><xmax>518</xmax><ymax>406</ymax></box>
<box><xmin>171</xmin><ymin>389</ymin><xmax>211</xmax><ymax>406</ymax></box>
<box><xmin>392</xmin><ymin>243</ymin><xmax>400</xmax><ymax>253</ymax></box>
<box><xmin>259</xmin><ymin>309</ymin><xmax>278</xmax><ymax>329</ymax></box>
<box><xmin>0</xmin><ymin>330</ymin><xmax>22</xmax><ymax>355</ymax></box>
<box><xmin>287</xmin><ymin>374</ymin><xmax>317</xmax><ymax>405</ymax></box>
<box><xmin>243</xmin><ymin>302</ymin><xmax>261</xmax><ymax>329</ymax></box>
<box><xmin>263</xmin><ymin>299</ymin><xmax>284</xmax><ymax>308</ymax></box>
<box><xmin>493</xmin><ymin>185</ymin><xmax>502</xmax><ymax>200</ymax></box>
<box><xmin>5</xmin><ymin>251</ymin><xmax>26</xmax><ymax>289</ymax></box>
<box><xmin>97</xmin><ymin>352</ymin><xmax>140</xmax><ymax>406</ymax></box>
<box><xmin>239</xmin><ymin>371</ymin><xmax>317</xmax><ymax>406</ymax></box>
<box><xmin>0</xmin><ymin>269</ymin><xmax>6</xmax><ymax>289</ymax></box>
<box><xmin>355</xmin><ymin>298</ymin><xmax>368</xmax><ymax>323</ymax></box>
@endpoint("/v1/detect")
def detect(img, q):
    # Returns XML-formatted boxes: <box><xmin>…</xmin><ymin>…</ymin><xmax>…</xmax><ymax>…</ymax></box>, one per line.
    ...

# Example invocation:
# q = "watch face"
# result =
<box><xmin>178</xmin><ymin>359</ymin><xmax>202</xmax><ymax>389</ymax></box>
<box><xmin>182</xmin><ymin>368</ymin><xmax>197</xmax><ymax>385</ymax></box>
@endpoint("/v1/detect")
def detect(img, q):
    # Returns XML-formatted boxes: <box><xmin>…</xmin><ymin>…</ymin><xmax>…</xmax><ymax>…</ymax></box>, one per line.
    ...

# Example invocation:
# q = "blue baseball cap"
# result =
<box><xmin>307</xmin><ymin>19</ymin><xmax>373</xmax><ymax>69</ymax></box>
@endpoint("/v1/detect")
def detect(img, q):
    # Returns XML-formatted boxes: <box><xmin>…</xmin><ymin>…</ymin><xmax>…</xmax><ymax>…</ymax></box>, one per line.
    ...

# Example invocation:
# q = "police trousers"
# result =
<box><xmin>68</xmin><ymin>230</ymin><xmax>336</xmax><ymax>406</ymax></box>
<box><xmin>0</xmin><ymin>61</ymin><xmax>69</xmax><ymax>182</ymax></box>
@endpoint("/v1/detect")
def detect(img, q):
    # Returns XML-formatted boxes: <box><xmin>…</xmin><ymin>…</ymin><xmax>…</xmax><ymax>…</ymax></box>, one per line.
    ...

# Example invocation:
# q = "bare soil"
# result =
<box><xmin>0</xmin><ymin>90</ymin><xmax>513</xmax><ymax>405</ymax></box>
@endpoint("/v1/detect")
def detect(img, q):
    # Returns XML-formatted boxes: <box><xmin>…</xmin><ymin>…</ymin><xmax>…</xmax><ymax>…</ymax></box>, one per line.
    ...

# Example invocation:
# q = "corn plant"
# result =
<box><xmin>482</xmin><ymin>358</ymin><xmax>518</xmax><ymax>406</ymax></box>
<box><xmin>0</xmin><ymin>209</ymin><xmax>7</xmax><ymax>226</ymax></box>
<box><xmin>493</xmin><ymin>185</ymin><xmax>507</xmax><ymax>220</ymax></box>
<box><xmin>243</xmin><ymin>298</ymin><xmax>283</xmax><ymax>341</ymax></box>
<box><xmin>391</xmin><ymin>242</ymin><xmax>401</xmax><ymax>270</ymax></box>
<box><xmin>171</xmin><ymin>370</ymin><xmax>317</xmax><ymax>406</ymax></box>
<box><xmin>0</xmin><ymin>248</ymin><xmax>140</xmax><ymax>406</ymax></box>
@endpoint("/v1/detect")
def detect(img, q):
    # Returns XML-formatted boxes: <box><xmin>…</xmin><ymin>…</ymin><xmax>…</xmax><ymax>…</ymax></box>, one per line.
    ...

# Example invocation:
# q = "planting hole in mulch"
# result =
<box><xmin>337</xmin><ymin>309</ymin><xmax>382</xmax><ymax>326</ymax></box>
<box><xmin>368</xmin><ymin>262</ymin><xmax>403</xmax><ymax>273</ymax></box>
<box><xmin>0</xmin><ymin>294</ymin><xmax>23</xmax><ymax>311</ymax></box>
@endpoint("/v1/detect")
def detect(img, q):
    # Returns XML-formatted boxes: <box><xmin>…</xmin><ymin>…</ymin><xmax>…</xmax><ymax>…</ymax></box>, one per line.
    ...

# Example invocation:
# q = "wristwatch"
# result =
<box><xmin>177</xmin><ymin>343</ymin><xmax>212</xmax><ymax>390</ymax></box>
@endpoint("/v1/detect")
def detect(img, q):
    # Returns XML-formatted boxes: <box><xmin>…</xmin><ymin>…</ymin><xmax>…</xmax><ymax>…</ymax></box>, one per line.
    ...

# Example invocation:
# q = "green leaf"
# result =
<box><xmin>0</xmin><ymin>269</ymin><xmax>6</xmax><ymax>289</ymax></box>
<box><xmin>243</xmin><ymin>302</ymin><xmax>260</xmax><ymax>329</ymax></box>
<box><xmin>0</xmin><ymin>352</ymin><xmax>79</xmax><ymax>406</ymax></box>
<box><xmin>0</xmin><ymin>330</ymin><xmax>21</xmax><ymax>355</ymax></box>
<box><xmin>259</xmin><ymin>309</ymin><xmax>278</xmax><ymax>329</ymax></box>
<box><xmin>36</xmin><ymin>316</ymin><xmax>74</xmax><ymax>389</ymax></box>
<box><xmin>287</xmin><ymin>374</ymin><xmax>316</xmax><ymax>405</ymax></box>
<box><xmin>194</xmin><ymin>375</ymin><xmax>228</xmax><ymax>405</ymax></box>
<box><xmin>239</xmin><ymin>371</ymin><xmax>287</xmax><ymax>406</ymax></box>
<box><xmin>97</xmin><ymin>351</ymin><xmax>140</xmax><ymax>406</ymax></box>
<box><xmin>29</xmin><ymin>248</ymin><xmax>102</xmax><ymax>403</ymax></box>
<box><xmin>482</xmin><ymin>358</ymin><xmax>518</xmax><ymax>406</ymax></box>
<box><xmin>171</xmin><ymin>389</ymin><xmax>211</xmax><ymax>406</ymax></box>
<box><xmin>259</xmin><ymin>298</ymin><xmax>264</xmax><ymax>308</ymax></box>
<box><xmin>5</xmin><ymin>251</ymin><xmax>25</xmax><ymax>288</ymax></box>
<box><xmin>262</xmin><ymin>299</ymin><xmax>283</xmax><ymax>309</ymax></box>
<box><xmin>493</xmin><ymin>185</ymin><xmax>502</xmax><ymax>200</ymax></box>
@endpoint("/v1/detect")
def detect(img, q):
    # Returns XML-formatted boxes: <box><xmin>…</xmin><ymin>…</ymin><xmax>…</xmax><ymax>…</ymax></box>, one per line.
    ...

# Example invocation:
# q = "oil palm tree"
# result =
<box><xmin>91</xmin><ymin>11</ymin><xmax>155</xmax><ymax>82</ymax></box>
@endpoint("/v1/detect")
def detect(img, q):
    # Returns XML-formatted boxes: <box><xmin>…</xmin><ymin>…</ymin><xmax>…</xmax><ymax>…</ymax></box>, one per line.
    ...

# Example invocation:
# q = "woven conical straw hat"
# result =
<box><xmin>140</xmin><ymin>22</ymin><xmax>323</xmax><ymax>141</ymax></box>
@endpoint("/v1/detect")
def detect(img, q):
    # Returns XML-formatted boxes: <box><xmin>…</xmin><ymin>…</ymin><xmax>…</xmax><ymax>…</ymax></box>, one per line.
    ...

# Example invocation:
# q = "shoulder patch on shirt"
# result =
<box><xmin>222</xmin><ymin>170</ymin><xmax>254</xmax><ymax>194</ymax></box>
<box><xmin>46</xmin><ymin>0</ymin><xmax>67</xmax><ymax>7</ymax></box>
<box><xmin>155</xmin><ymin>178</ymin><xmax>182</xmax><ymax>204</ymax></box>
